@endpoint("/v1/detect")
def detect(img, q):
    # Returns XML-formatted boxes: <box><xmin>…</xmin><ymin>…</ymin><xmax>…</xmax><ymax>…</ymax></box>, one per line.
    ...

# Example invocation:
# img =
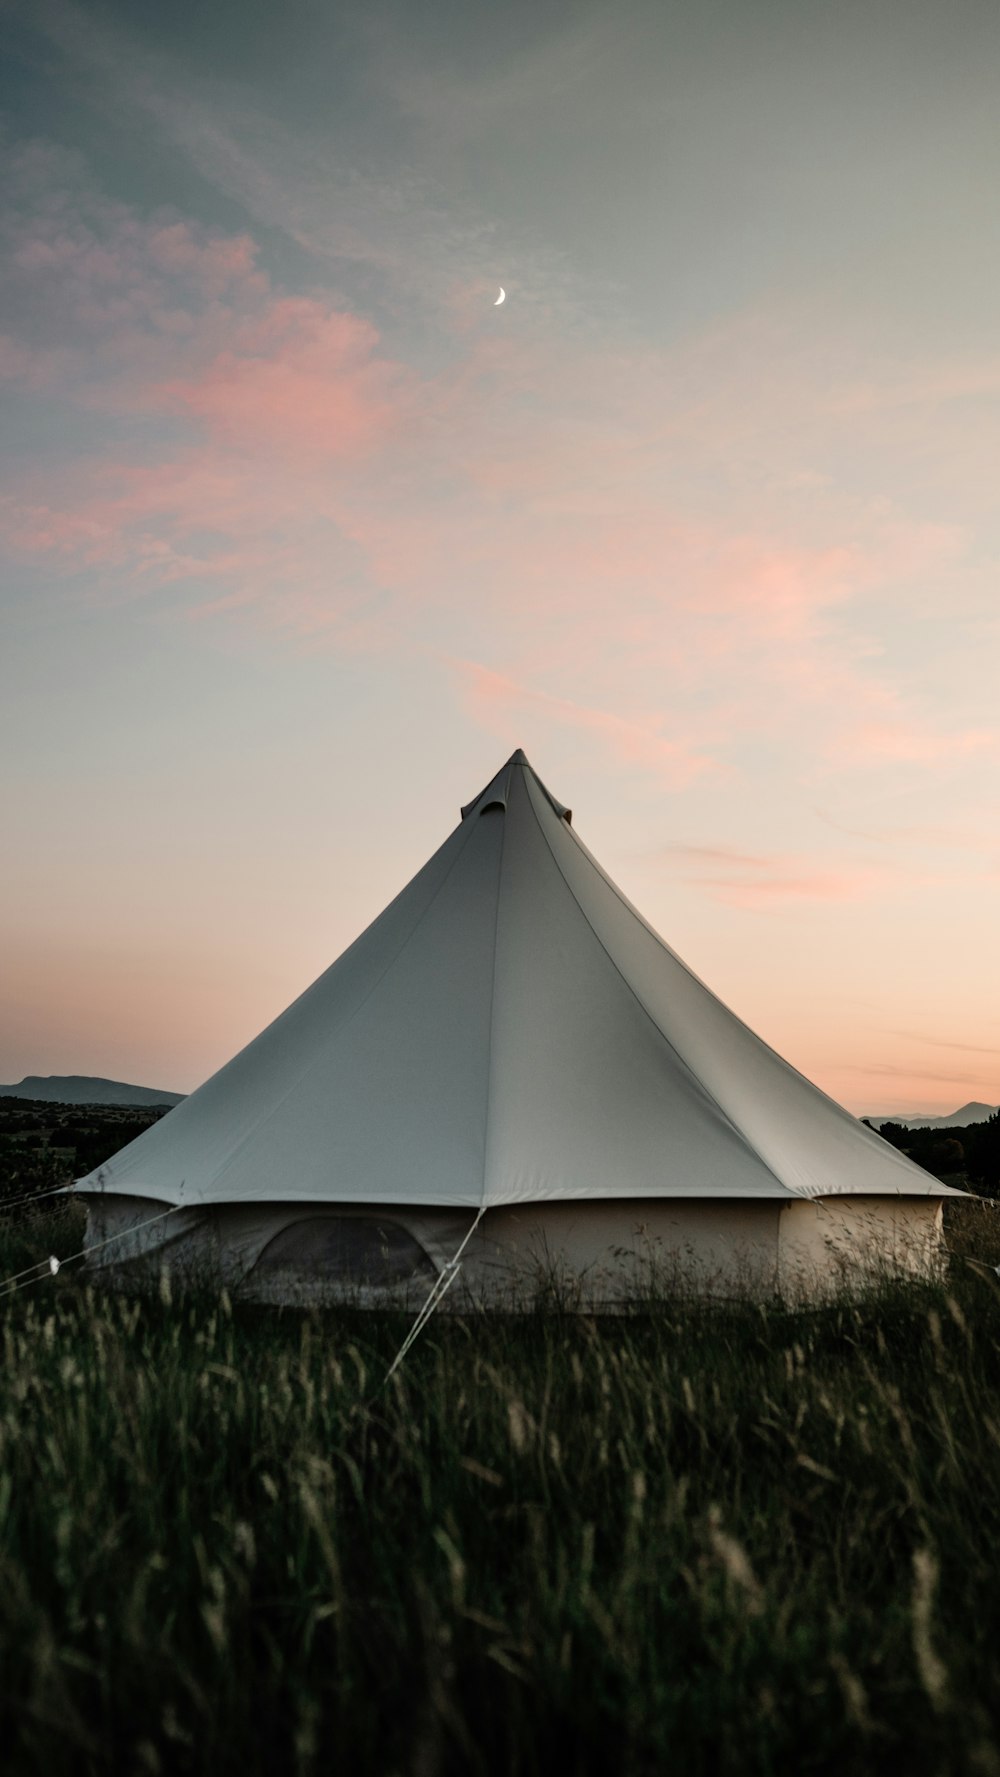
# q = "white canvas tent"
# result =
<box><xmin>78</xmin><ymin>751</ymin><xmax>953</xmax><ymax>1304</ymax></box>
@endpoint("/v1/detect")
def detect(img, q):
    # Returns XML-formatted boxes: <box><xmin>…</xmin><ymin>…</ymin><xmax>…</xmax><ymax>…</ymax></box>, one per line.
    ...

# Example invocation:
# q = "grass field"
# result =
<box><xmin>2</xmin><ymin>1197</ymin><xmax>1000</xmax><ymax>1776</ymax></box>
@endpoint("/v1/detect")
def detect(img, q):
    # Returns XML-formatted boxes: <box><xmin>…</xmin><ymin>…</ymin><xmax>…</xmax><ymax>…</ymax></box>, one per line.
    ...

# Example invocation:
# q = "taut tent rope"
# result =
<box><xmin>384</xmin><ymin>1206</ymin><xmax>485</xmax><ymax>1383</ymax></box>
<box><xmin>0</xmin><ymin>1203</ymin><xmax>183</xmax><ymax>1302</ymax></box>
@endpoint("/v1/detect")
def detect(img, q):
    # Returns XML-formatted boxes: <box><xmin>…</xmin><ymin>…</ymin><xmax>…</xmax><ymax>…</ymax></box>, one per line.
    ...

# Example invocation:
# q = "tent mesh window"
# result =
<box><xmin>251</xmin><ymin>1216</ymin><xmax>437</xmax><ymax>1286</ymax></box>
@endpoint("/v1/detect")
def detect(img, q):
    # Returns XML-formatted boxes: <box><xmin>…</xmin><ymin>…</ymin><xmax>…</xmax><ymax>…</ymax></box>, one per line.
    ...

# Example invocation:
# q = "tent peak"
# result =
<box><xmin>460</xmin><ymin>750</ymin><xmax>572</xmax><ymax>824</ymax></box>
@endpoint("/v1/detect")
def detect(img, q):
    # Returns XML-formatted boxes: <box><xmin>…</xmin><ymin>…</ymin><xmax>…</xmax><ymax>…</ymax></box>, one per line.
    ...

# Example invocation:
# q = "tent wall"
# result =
<box><xmin>80</xmin><ymin>1193</ymin><xmax>944</xmax><ymax>1308</ymax></box>
<box><xmin>777</xmin><ymin>1196</ymin><xmax>944</xmax><ymax>1301</ymax></box>
<box><xmin>464</xmin><ymin>1200</ymin><xmax>781</xmax><ymax>1304</ymax></box>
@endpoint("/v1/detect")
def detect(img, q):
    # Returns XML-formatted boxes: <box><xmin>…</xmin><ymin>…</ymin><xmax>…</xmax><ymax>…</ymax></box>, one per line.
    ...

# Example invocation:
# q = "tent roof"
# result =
<box><xmin>78</xmin><ymin>751</ymin><xmax>952</xmax><ymax>1209</ymax></box>
<box><xmin>461</xmin><ymin>749</ymin><xmax>572</xmax><ymax>825</ymax></box>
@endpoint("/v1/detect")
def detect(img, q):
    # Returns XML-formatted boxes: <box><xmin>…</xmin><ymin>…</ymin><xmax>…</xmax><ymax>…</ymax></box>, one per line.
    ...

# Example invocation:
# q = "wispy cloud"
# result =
<box><xmin>27</xmin><ymin>0</ymin><xmax>585</xmax><ymax>327</ymax></box>
<box><xmin>833</xmin><ymin>720</ymin><xmax>999</xmax><ymax>766</ymax></box>
<box><xmin>841</xmin><ymin>1062</ymin><xmax>1000</xmax><ymax>1090</ymax></box>
<box><xmin>654</xmin><ymin>841</ymin><xmax>893</xmax><ymax>907</ymax></box>
<box><xmin>813</xmin><ymin>812</ymin><xmax>999</xmax><ymax>852</ymax></box>
<box><xmin>833</xmin><ymin>359</ymin><xmax>1000</xmax><ymax>415</ymax></box>
<box><xmin>878</xmin><ymin>1030</ymin><xmax>1000</xmax><ymax>1059</ymax></box>
<box><xmin>154</xmin><ymin>300</ymin><xmax>415</xmax><ymax>457</ymax></box>
<box><xmin>450</xmin><ymin>659</ymin><xmax>717</xmax><ymax>786</ymax></box>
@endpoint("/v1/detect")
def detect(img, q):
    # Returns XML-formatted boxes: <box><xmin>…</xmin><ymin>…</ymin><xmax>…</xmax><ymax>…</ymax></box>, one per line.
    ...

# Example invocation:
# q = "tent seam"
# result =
<box><xmin>522</xmin><ymin>775</ymin><xmax>795</xmax><ymax>1199</ymax></box>
<box><xmin>478</xmin><ymin>793</ymin><xmax>510</xmax><ymax>1213</ymax></box>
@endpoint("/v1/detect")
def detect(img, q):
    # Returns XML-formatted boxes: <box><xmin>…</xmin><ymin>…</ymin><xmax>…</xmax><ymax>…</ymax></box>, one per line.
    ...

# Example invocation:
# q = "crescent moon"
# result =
<box><xmin>494</xmin><ymin>286</ymin><xmax>506</xmax><ymax>306</ymax></box>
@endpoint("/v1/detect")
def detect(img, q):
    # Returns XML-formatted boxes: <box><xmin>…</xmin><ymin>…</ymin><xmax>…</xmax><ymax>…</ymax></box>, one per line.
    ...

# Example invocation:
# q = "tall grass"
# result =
<box><xmin>1</xmin><ymin>1201</ymin><xmax>1000</xmax><ymax>1774</ymax></box>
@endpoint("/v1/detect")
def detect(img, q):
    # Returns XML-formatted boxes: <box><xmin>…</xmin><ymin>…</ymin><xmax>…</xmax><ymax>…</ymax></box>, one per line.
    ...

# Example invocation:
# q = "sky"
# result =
<box><xmin>1</xmin><ymin>0</ymin><xmax>999</xmax><ymax>1115</ymax></box>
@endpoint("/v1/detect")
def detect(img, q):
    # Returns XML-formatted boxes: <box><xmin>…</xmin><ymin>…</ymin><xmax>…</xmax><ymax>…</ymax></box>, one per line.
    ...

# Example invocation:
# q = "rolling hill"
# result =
<box><xmin>0</xmin><ymin>1075</ymin><xmax>184</xmax><ymax>1107</ymax></box>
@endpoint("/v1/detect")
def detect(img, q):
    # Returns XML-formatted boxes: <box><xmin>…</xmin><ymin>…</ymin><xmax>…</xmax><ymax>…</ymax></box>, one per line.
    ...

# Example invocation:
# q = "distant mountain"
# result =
<box><xmin>0</xmin><ymin>1075</ymin><xmax>184</xmax><ymax>1107</ymax></box>
<box><xmin>864</xmin><ymin>1101</ymin><xmax>998</xmax><ymax>1131</ymax></box>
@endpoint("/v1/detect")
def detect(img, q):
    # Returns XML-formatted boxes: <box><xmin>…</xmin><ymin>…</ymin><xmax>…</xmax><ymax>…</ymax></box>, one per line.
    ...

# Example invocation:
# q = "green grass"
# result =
<box><xmin>2</xmin><ymin>1200</ymin><xmax>1000</xmax><ymax>1775</ymax></box>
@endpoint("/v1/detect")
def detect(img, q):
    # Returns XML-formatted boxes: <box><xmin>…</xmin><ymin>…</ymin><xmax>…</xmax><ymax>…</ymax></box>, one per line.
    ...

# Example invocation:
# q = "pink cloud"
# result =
<box><xmin>839</xmin><ymin>1062</ymin><xmax>1000</xmax><ymax>1092</ymax></box>
<box><xmin>693</xmin><ymin>871</ymin><xmax>886</xmax><ymax>908</ymax></box>
<box><xmin>144</xmin><ymin>222</ymin><xmax>259</xmax><ymax>292</ymax></box>
<box><xmin>660</xmin><ymin>843</ymin><xmax>789</xmax><ymax>870</ymax></box>
<box><xmin>0</xmin><ymin>333</ymin><xmax>76</xmax><ymax>389</ymax></box>
<box><xmin>451</xmin><ymin>659</ymin><xmax>718</xmax><ymax>786</ymax></box>
<box><xmin>0</xmin><ymin>150</ymin><xmax>270</xmax><ymax>411</ymax></box>
<box><xmin>655</xmin><ymin>841</ymin><xmax>892</xmax><ymax>907</ymax></box>
<box><xmin>835</xmin><ymin>721</ymin><xmax>998</xmax><ymax>765</ymax></box>
<box><xmin>880</xmin><ymin>1029</ymin><xmax>1000</xmax><ymax>1058</ymax></box>
<box><xmin>4</xmin><ymin>145</ymin><xmax>262</xmax><ymax>303</ymax></box>
<box><xmin>155</xmin><ymin>300</ymin><xmax>412</xmax><ymax>457</ymax></box>
<box><xmin>833</xmin><ymin>359</ymin><xmax>1000</xmax><ymax>415</ymax></box>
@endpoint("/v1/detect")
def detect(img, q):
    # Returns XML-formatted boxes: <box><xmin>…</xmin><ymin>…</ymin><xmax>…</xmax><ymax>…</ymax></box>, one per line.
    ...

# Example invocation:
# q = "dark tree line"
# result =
<box><xmin>0</xmin><ymin>1099</ymin><xmax>171</xmax><ymax>1205</ymax></box>
<box><xmin>870</xmin><ymin>1111</ymin><xmax>1000</xmax><ymax>1194</ymax></box>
